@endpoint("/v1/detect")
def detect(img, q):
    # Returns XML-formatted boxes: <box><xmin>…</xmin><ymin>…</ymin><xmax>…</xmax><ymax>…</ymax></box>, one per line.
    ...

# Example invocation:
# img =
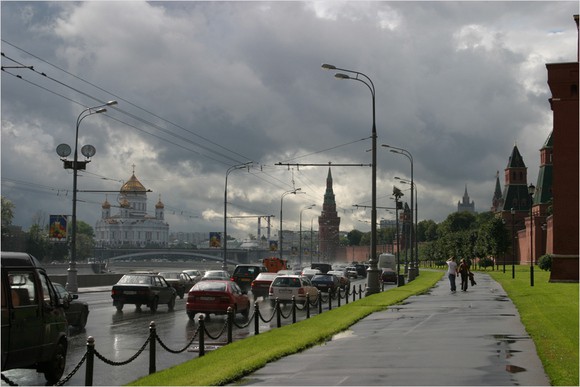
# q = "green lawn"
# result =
<box><xmin>487</xmin><ymin>267</ymin><xmax>579</xmax><ymax>386</ymax></box>
<box><xmin>129</xmin><ymin>270</ymin><xmax>442</xmax><ymax>386</ymax></box>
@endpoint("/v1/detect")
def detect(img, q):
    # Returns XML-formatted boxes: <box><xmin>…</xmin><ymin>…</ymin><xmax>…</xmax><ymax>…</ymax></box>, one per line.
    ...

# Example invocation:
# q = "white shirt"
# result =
<box><xmin>446</xmin><ymin>260</ymin><xmax>457</xmax><ymax>275</ymax></box>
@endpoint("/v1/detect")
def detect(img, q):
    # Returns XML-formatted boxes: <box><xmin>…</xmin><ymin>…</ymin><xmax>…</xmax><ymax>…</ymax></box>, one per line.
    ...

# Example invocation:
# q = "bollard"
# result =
<box><xmin>337</xmin><ymin>288</ymin><xmax>341</xmax><ymax>307</ymax></box>
<box><xmin>276</xmin><ymin>299</ymin><xmax>282</xmax><ymax>328</ymax></box>
<box><xmin>306</xmin><ymin>293</ymin><xmax>310</xmax><ymax>319</ymax></box>
<box><xmin>149</xmin><ymin>321</ymin><xmax>156</xmax><ymax>374</ymax></box>
<box><xmin>345</xmin><ymin>286</ymin><xmax>349</xmax><ymax>305</ymax></box>
<box><xmin>198</xmin><ymin>314</ymin><xmax>205</xmax><ymax>357</ymax></box>
<box><xmin>359</xmin><ymin>284</ymin><xmax>363</xmax><ymax>299</ymax></box>
<box><xmin>85</xmin><ymin>336</ymin><xmax>95</xmax><ymax>386</ymax></box>
<box><xmin>254</xmin><ymin>302</ymin><xmax>260</xmax><ymax>335</ymax></box>
<box><xmin>328</xmin><ymin>290</ymin><xmax>332</xmax><ymax>310</ymax></box>
<box><xmin>292</xmin><ymin>296</ymin><xmax>297</xmax><ymax>323</ymax></box>
<box><xmin>318</xmin><ymin>291</ymin><xmax>322</xmax><ymax>314</ymax></box>
<box><xmin>227</xmin><ymin>307</ymin><xmax>233</xmax><ymax>344</ymax></box>
<box><xmin>352</xmin><ymin>285</ymin><xmax>356</xmax><ymax>302</ymax></box>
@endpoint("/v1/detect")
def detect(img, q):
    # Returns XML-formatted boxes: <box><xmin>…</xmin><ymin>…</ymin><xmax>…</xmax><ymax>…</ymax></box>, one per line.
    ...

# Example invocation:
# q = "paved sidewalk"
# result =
<box><xmin>234</xmin><ymin>272</ymin><xmax>549</xmax><ymax>386</ymax></box>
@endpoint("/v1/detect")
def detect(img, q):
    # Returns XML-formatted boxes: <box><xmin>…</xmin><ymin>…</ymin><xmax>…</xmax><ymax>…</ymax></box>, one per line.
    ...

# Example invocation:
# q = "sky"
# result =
<box><xmin>1</xmin><ymin>1</ymin><xmax>578</xmax><ymax>241</ymax></box>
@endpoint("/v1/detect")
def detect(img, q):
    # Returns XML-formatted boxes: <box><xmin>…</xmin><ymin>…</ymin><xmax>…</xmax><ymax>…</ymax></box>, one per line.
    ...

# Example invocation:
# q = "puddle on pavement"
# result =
<box><xmin>506</xmin><ymin>364</ymin><xmax>527</xmax><ymax>373</ymax></box>
<box><xmin>332</xmin><ymin>330</ymin><xmax>354</xmax><ymax>340</ymax></box>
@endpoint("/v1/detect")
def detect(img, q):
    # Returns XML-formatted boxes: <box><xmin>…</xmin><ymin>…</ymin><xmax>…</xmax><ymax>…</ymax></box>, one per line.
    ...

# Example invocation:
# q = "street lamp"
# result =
<box><xmin>299</xmin><ymin>204</ymin><xmax>316</xmax><ymax>268</ymax></box>
<box><xmin>394</xmin><ymin>176</ymin><xmax>418</xmax><ymax>278</ymax></box>
<box><xmin>528</xmin><ymin>183</ymin><xmax>535</xmax><ymax>287</ymax></box>
<box><xmin>392</xmin><ymin>186</ymin><xmax>404</xmax><ymax>286</ymax></box>
<box><xmin>511</xmin><ymin>207</ymin><xmax>516</xmax><ymax>279</ymax></box>
<box><xmin>56</xmin><ymin>100</ymin><xmax>117</xmax><ymax>293</ymax></box>
<box><xmin>223</xmin><ymin>162</ymin><xmax>252</xmax><ymax>271</ymax></box>
<box><xmin>384</xmin><ymin>144</ymin><xmax>416</xmax><ymax>277</ymax></box>
<box><xmin>322</xmin><ymin>63</ymin><xmax>380</xmax><ymax>296</ymax></box>
<box><xmin>280</xmin><ymin>188</ymin><xmax>302</xmax><ymax>260</ymax></box>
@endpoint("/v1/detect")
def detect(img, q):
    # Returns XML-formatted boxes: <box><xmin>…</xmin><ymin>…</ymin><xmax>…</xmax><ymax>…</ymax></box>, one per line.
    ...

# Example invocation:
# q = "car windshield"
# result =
<box><xmin>235</xmin><ymin>266</ymin><xmax>260</xmax><ymax>275</ymax></box>
<box><xmin>193</xmin><ymin>282</ymin><xmax>227</xmax><ymax>292</ymax></box>
<box><xmin>118</xmin><ymin>275</ymin><xmax>151</xmax><ymax>284</ymax></box>
<box><xmin>312</xmin><ymin>274</ymin><xmax>332</xmax><ymax>281</ymax></box>
<box><xmin>204</xmin><ymin>271</ymin><xmax>227</xmax><ymax>277</ymax></box>
<box><xmin>272</xmin><ymin>277</ymin><xmax>301</xmax><ymax>287</ymax></box>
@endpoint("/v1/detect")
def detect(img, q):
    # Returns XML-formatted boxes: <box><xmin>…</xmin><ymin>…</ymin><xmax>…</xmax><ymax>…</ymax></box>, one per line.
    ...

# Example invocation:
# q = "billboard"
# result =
<box><xmin>209</xmin><ymin>232</ymin><xmax>221</xmax><ymax>248</ymax></box>
<box><xmin>49</xmin><ymin>215</ymin><xmax>68</xmax><ymax>241</ymax></box>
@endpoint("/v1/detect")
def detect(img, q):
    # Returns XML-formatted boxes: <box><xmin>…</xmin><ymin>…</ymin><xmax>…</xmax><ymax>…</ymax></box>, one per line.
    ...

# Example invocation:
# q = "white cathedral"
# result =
<box><xmin>94</xmin><ymin>170</ymin><xmax>169</xmax><ymax>248</ymax></box>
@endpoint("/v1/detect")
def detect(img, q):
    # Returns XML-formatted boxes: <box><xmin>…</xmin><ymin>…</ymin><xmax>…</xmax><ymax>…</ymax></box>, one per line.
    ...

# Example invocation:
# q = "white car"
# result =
<box><xmin>268</xmin><ymin>275</ymin><xmax>319</xmax><ymax>306</ymax></box>
<box><xmin>300</xmin><ymin>268</ymin><xmax>321</xmax><ymax>279</ymax></box>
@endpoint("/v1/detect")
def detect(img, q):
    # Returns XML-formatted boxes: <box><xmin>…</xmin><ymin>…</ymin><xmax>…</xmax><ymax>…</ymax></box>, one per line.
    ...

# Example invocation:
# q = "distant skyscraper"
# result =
<box><xmin>318</xmin><ymin>168</ymin><xmax>340</xmax><ymax>262</ymax></box>
<box><xmin>457</xmin><ymin>185</ymin><xmax>475</xmax><ymax>213</ymax></box>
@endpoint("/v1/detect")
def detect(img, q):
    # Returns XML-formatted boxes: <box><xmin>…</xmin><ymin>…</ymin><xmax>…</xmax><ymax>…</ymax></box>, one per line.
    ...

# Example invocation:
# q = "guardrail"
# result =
<box><xmin>2</xmin><ymin>283</ymin><xmax>378</xmax><ymax>386</ymax></box>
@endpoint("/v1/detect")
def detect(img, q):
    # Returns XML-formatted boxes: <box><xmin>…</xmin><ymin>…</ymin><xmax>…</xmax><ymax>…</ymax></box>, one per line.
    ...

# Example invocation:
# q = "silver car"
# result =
<box><xmin>268</xmin><ymin>275</ymin><xmax>318</xmax><ymax>306</ymax></box>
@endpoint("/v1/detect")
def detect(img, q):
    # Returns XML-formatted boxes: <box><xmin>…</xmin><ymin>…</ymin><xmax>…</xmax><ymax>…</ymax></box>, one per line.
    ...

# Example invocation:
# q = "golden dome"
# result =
<box><xmin>120</xmin><ymin>173</ymin><xmax>147</xmax><ymax>193</ymax></box>
<box><xmin>155</xmin><ymin>194</ymin><xmax>164</xmax><ymax>209</ymax></box>
<box><xmin>102</xmin><ymin>199</ymin><xmax>111</xmax><ymax>209</ymax></box>
<box><xmin>120</xmin><ymin>198</ymin><xmax>130</xmax><ymax>208</ymax></box>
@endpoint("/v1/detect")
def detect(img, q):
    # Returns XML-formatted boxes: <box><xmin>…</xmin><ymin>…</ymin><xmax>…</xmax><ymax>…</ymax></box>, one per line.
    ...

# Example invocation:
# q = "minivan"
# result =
<box><xmin>1</xmin><ymin>252</ymin><xmax>68</xmax><ymax>383</ymax></box>
<box><xmin>231</xmin><ymin>264</ymin><xmax>267</xmax><ymax>292</ymax></box>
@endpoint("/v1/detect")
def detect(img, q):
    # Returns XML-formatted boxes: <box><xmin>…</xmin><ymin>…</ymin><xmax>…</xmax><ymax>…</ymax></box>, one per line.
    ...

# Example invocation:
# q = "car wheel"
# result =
<box><xmin>150</xmin><ymin>298</ymin><xmax>159</xmax><ymax>313</ymax></box>
<box><xmin>115</xmin><ymin>303</ymin><xmax>124</xmax><ymax>311</ymax></box>
<box><xmin>77</xmin><ymin>308</ymin><xmax>89</xmax><ymax>329</ymax></box>
<box><xmin>168</xmin><ymin>295</ymin><xmax>176</xmax><ymax>311</ymax></box>
<box><xmin>40</xmin><ymin>339</ymin><xmax>67</xmax><ymax>384</ymax></box>
<box><xmin>242</xmin><ymin>303</ymin><xmax>250</xmax><ymax>319</ymax></box>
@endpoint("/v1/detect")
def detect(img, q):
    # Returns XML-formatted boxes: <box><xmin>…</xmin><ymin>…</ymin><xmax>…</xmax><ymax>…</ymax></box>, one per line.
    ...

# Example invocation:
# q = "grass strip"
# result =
<box><xmin>129</xmin><ymin>270</ymin><xmax>442</xmax><ymax>386</ymax></box>
<box><xmin>488</xmin><ymin>268</ymin><xmax>579</xmax><ymax>386</ymax></box>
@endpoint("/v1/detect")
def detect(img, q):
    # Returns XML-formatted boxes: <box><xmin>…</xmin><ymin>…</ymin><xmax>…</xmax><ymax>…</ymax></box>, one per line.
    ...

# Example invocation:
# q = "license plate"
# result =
<box><xmin>123</xmin><ymin>291</ymin><xmax>136</xmax><ymax>295</ymax></box>
<box><xmin>241</xmin><ymin>278</ymin><xmax>251</xmax><ymax>282</ymax></box>
<box><xmin>200</xmin><ymin>296</ymin><xmax>215</xmax><ymax>301</ymax></box>
<box><xmin>280</xmin><ymin>289</ymin><xmax>292</xmax><ymax>293</ymax></box>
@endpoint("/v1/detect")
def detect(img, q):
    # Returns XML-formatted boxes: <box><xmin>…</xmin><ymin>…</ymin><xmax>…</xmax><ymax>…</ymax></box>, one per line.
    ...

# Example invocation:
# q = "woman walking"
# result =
<box><xmin>458</xmin><ymin>258</ymin><xmax>471</xmax><ymax>292</ymax></box>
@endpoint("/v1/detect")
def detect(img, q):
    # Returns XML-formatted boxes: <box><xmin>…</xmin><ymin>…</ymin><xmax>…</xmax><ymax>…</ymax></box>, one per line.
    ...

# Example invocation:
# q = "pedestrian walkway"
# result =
<box><xmin>234</xmin><ymin>272</ymin><xmax>549</xmax><ymax>386</ymax></box>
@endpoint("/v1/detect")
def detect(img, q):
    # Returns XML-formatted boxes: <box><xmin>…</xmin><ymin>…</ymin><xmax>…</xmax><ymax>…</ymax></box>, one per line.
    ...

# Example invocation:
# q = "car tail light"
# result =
<box><xmin>230</xmin><ymin>277</ymin><xmax>235</xmax><ymax>281</ymax></box>
<box><xmin>251</xmin><ymin>280</ymin><xmax>255</xmax><ymax>287</ymax></box>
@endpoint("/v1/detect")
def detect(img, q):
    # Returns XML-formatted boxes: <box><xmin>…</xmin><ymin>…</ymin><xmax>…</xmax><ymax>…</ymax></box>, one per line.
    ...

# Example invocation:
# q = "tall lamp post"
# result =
<box><xmin>511</xmin><ymin>207</ymin><xmax>516</xmax><ymax>279</ymax></box>
<box><xmin>384</xmin><ymin>144</ymin><xmax>416</xmax><ymax>276</ymax></box>
<box><xmin>56</xmin><ymin>100</ymin><xmax>118</xmax><ymax>293</ymax></box>
<box><xmin>392</xmin><ymin>186</ymin><xmax>404</xmax><ymax>286</ymax></box>
<box><xmin>322</xmin><ymin>63</ymin><xmax>380</xmax><ymax>296</ymax></box>
<box><xmin>223</xmin><ymin>162</ymin><xmax>252</xmax><ymax>271</ymax></box>
<box><xmin>394</xmin><ymin>176</ymin><xmax>418</xmax><ymax>278</ymax></box>
<box><xmin>280</xmin><ymin>188</ymin><xmax>302</xmax><ymax>260</ymax></box>
<box><xmin>299</xmin><ymin>204</ymin><xmax>316</xmax><ymax>268</ymax></box>
<box><xmin>528</xmin><ymin>183</ymin><xmax>535</xmax><ymax>287</ymax></box>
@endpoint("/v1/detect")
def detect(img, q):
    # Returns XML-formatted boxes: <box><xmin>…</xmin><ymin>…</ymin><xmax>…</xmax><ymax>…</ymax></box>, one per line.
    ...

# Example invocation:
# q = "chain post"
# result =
<box><xmin>359</xmin><ymin>284</ymin><xmax>363</xmax><ymax>299</ymax></box>
<box><xmin>328</xmin><ymin>290</ymin><xmax>332</xmax><ymax>310</ymax></box>
<box><xmin>292</xmin><ymin>296</ymin><xmax>297</xmax><ymax>323</ymax></box>
<box><xmin>276</xmin><ymin>298</ymin><xmax>282</xmax><ymax>328</ymax></box>
<box><xmin>227</xmin><ymin>307</ymin><xmax>233</xmax><ymax>343</ymax></box>
<box><xmin>148</xmin><ymin>321</ymin><xmax>156</xmax><ymax>374</ymax></box>
<box><xmin>254</xmin><ymin>301</ymin><xmax>260</xmax><ymax>335</ymax></box>
<box><xmin>345</xmin><ymin>286</ymin><xmax>349</xmax><ymax>304</ymax></box>
<box><xmin>318</xmin><ymin>291</ymin><xmax>322</xmax><ymax>314</ymax></box>
<box><xmin>352</xmin><ymin>285</ymin><xmax>356</xmax><ymax>302</ymax></box>
<box><xmin>198</xmin><ymin>314</ymin><xmax>205</xmax><ymax>357</ymax></box>
<box><xmin>337</xmin><ymin>288</ymin><xmax>341</xmax><ymax>307</ymax></box>
<box><xmin>85</xmin><ymin>336</ymin><xmax>95</xmax><ymax>386</ymax></box>
<box><xmin>306</xmin><ymin>293</ymin><xmax>310</xmax><ymax>319</ymax></box>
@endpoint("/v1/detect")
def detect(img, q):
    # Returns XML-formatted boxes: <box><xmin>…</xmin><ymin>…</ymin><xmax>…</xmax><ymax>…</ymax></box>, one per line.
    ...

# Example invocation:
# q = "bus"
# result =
<box><xmin>378</xmin><ymin>253</ymin><xmax>396</xmax><ymax>271</ymax></box>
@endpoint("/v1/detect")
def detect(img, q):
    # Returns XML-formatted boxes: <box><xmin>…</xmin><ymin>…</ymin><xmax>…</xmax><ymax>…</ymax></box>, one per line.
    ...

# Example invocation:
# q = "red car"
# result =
<box><xmin>186</xmin><ymin>280</ymin><xmax>250</xmax><ymax>320</ymax></box>
<box><xmin>251</xmin><ymin>272</ymin><xmax>279</xmax><ymax>299</ymax></box>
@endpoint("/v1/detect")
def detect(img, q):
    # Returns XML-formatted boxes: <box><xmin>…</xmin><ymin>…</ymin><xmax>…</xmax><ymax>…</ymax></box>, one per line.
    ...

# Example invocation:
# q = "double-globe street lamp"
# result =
<box><xmin>223</xmin><ymin>162</ymin><xmax>253</xmax><ymax>271</ymax></box>
<box><xmin>384</xmin><ymin>144</ymin><xmax>417</xmax><ymax>277</ymax></box>
<box><xmin>322</xmin><ymin>63</ymin><xmax>380</xmax><ymax>296</ymax></box>
<box><xmin>299</xmin><ymin>204</ymin><xmax>316</xmax><ymax>268</ymax></box>
<box><xmin>280</xmin><ymin>188</ymin><xmax>303</xmax><ymax>260</ymax></box>
<box><xmin>56</xmin><ymin>100</ymin><xmax>118</xmax><ymax>293</ymax></box>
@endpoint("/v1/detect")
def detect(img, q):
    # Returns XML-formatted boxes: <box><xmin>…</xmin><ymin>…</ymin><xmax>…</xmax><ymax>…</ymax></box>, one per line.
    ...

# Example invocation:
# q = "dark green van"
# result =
<box><xmin>1</xmin><ymin>252</ymin><xmax>68</xmax><ymax>383</ymax></box>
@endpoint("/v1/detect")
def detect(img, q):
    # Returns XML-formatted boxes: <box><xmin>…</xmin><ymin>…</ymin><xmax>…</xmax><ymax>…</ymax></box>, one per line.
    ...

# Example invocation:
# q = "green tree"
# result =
<box><xmin>346</xmin><ymin>229</ymin><xmax>364</xmax><ymax>246</ymax></box>
<box><xmin>26</xmin><ymin>223</ymin><xmax>50</xmax><ymax>261</ymax></box>
<box><xmin>438</xmin><ymin>211</ymin><xmax>477</xmax><ymax>235</ymax></box>
<box><xmin>1</xmin><ymin>196</ymin><xmax>15</xmax><ymax>232</ymax></box>
<box><xmin>417</xmin><ymin>219</ymin><xmax>438</xmax><ymax>242</ymax></box>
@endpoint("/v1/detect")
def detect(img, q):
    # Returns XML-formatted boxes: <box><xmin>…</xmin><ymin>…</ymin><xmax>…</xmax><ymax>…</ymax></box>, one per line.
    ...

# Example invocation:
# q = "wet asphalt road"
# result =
<box><xmin>233</xmin><ymin>272</ymin><xmax>550</xmax><ymax>386</ymax></box>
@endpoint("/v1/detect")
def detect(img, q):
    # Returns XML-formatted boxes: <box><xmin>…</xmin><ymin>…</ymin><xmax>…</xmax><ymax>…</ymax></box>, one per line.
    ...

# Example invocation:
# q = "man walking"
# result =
<box><xmin>446</xmin><ymin>257</ymin><xmax>458</xmax><ymax>293</ymax></box>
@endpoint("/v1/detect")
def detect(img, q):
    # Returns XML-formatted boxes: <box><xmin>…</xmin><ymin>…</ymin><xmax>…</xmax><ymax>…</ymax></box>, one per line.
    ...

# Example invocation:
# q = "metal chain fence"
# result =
<box><xmin>1</xmin><ymin>280</ymin><xmax>375</xmax><ymax>386</ymax></box>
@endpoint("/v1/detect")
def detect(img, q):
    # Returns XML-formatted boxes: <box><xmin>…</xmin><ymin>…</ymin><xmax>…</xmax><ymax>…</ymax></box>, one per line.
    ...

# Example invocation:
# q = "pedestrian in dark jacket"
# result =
<box><xmin>458</xmin><ymin>258</ymin><xmax>471</xmax><ymax>292</ymax></box>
